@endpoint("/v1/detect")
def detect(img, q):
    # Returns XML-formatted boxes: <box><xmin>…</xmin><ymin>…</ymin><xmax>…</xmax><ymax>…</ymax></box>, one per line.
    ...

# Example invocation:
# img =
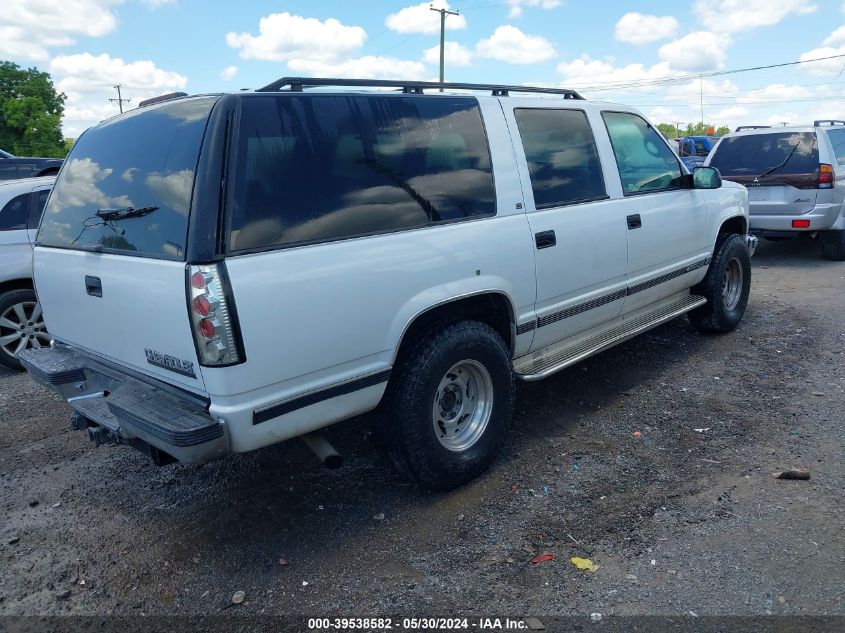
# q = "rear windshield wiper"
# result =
<box><xmin>95</xmin><ymin>206</ymin><xmax>159</xmax><ymax>221</ymax></box>
<box><xmin>759</xmin><ymin>142</ymin><xmax>800</xmax><ymax>178</ymax></box>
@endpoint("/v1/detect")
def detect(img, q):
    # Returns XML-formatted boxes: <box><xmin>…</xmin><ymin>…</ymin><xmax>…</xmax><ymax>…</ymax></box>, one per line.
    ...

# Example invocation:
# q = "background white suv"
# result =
<box><xmin>0</xmin><ymin>176</ymin><xmax>53</xmax><ymax>370</ymax></box>
<box><xmin>706</xmin><ymin>120</ymin><xmax>845</xmax><ymax>260</ymax></box>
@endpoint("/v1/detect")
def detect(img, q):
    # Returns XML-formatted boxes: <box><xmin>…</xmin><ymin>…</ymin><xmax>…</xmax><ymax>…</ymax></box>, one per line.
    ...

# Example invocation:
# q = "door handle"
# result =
<box><xmin>626</xmin><ymin>214</ymin><xmax>642</xmax><ymax>230</ymax></box>
<box><xmin>535</xmin><ymin>230</ymin><xmax>556</xmax><ymax>249</ymax></box>
<box><xmin>85</xmin><ymin>275</ymin><xmax>102</xmax><ymax>297</ymax></box>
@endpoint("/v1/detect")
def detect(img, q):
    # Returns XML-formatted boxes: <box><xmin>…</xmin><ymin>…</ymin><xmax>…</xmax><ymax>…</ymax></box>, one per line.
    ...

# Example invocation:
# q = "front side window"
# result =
<box><xmin>0</xmin><ymin>193</ymin><xmax>29</xmax><ymax>230</ymax></box>
<box><xmin>603</xmin><ymin>111</ymin><xmax>683</xmax><ymax>195</ymax></box>
<box><xmin>229</xmin><ymin>95</ymin><xmax>495</xmax><ymax>252</ymax></box>
<box><xmin>514</xmin><ymin>108</ymin><xmax>606</xmax><ymax>209</ymax></box>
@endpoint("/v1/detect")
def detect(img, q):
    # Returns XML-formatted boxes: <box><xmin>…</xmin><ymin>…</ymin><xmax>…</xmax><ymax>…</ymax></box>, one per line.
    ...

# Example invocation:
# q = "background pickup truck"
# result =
<box><xmin>676</xmin><ymin>136</ymin><xmax>720</xmax><ymax>171</ymax></box>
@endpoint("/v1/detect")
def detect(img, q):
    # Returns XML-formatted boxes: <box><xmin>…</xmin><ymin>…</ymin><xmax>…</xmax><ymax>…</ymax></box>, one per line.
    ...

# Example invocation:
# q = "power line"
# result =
<box><xmin>430</xmin><ymin>5</ymin><xmax>461</xmax><ymax>90</ymax></box>
<box><xmin>108</xmin><ymin>84</ymin><xmax>130</xmax><ymax>114</ymax></box>
<box><xmin>574</xmin><ymin>52</ymin><xmax>845</xmax><ymax>92</ymax></box>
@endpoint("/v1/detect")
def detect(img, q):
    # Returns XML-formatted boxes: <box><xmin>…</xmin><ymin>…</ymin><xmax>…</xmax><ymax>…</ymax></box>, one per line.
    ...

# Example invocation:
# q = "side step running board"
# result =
<box><xmin>513</xmin><ymin>293</ymin><xmax>706</xmax><ymax>381</ymax></box>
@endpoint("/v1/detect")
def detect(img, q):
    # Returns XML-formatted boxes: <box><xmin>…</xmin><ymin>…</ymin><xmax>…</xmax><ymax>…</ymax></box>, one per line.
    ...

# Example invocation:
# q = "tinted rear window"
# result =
<box><xmin>229</xmin><ymin>95</ymin><xmax>495</xmax><ymax>252</ymax></box>
<box><xmin>38</xmin><ymin>97</ymin><xmax>217</xmax><ymax>258</ymax></box>
<box><xmin>825</xmin><ymin>128</ymin><xmax>845</xmax><ymax>166</ymax></box>
<box><xmin>710</xmin><ymin>132</ymin><xmax>818</xmax><ymax>177</ymax></box>
<box><xmin>514</xmin><ymin>108</ymin><xmax>606</xmax><ymax>208</ymax></box>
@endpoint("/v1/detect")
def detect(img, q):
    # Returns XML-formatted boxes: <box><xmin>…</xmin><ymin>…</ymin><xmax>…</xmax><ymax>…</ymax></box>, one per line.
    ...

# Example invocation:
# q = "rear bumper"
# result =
<box><xmin>20</xmin><ymin>345</ymin><xmax>228</xmax><ymax>464</ymax></box>
<box><xmin>749</xmin><ymin>202</ymin><xmax>843</xmax><ymax>233</ymax></box>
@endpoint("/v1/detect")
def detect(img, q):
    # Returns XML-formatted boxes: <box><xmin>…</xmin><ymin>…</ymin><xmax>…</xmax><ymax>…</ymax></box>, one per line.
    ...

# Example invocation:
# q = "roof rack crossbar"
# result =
<box><xmin>814</xmin><ymin>119</ymin><xmax>845</xmax><ymax>127</ymax></box>
<box><xmin>256</xmin><ymin>77</ymin><xmax>583</xmax><ymax>99</ymax></box>
<box><xmin>735</xmin><ymin>125</ymin><xmax>771</xmax><ymax>132</ymax></box>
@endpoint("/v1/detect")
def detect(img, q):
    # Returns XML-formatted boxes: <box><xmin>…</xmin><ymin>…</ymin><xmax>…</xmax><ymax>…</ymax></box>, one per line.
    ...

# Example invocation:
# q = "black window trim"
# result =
<box><xmin>513</xmin><ymin>106</ymin><xmax>610</xmax><ymax>211</ymax></box>
<box><xmin>601</xmin><ymin>109</ymin><xmax>686</xmax><ymax>197</ymax></box>
<box><xmin>222</xmin><ymin>92</ymin><xmax>498</xmax><ymax>258</ymax></box>
<box><xmin>0</xmin><ymin>192</ymin><xmax>31</xmax><ymax>231</ymax></box>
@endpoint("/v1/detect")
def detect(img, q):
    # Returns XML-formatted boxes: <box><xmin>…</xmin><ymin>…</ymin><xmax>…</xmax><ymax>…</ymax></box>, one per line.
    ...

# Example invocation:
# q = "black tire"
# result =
<box><xmin>0</xmin><ymin>288</ymin><xmax>49</xmax><ymax>371</ymax></box>
<box><xmin>819</xmin><ymin>230</ymin><xmax>845</xmax><ymax>261</ymax></box>
<box><xmin>688</xmin><ymin>234</ymin><xmax>751</xmax><ymax>333</ymax></box>
<box><xmin>374</xmin><ymin>320</ymin><xmax>514</xmax><ymax>491</ymax></box>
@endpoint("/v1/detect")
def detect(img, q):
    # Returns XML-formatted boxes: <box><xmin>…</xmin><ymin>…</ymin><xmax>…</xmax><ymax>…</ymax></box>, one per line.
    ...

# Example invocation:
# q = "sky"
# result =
<box><xmin>2</xmin><ymin>0</ymin><xmax>843</xmax><ymax>138</ymax></box>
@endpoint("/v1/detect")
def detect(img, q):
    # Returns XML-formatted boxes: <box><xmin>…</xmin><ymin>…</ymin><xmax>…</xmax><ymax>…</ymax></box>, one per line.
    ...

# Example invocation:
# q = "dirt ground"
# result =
<box><xmin>0</xmin><ymin>237</ymin><xmax>843</xmax><ymax>619</ymax></box>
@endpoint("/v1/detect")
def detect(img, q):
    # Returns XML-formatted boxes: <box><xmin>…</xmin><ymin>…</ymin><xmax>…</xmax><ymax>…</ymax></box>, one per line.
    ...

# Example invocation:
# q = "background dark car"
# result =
<box><xmin>0</xmin><ymin>149</ymin><xmax>63</xmax><ymax>181</ymax></box>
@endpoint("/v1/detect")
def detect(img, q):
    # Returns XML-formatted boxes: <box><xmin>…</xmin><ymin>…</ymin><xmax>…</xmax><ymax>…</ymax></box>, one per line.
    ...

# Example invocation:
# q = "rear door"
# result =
<box><xmin>34</xmin><ymin>96</ymin><xmax>220</xmax><ymax>392</ymax></box>
<box><xmin>0</xmin><ymin>188</ymin><xmax>33</xmax><ymax>280</ymax></box>
<box><xmin>503</xmin><ymin>104</ymin><xmax>628</xmax><ymax>351</ymax></box>
<box><xmin>708</xmin><ymin>132</ymin><xmax>819</xmax><ymax>215</ymax></box>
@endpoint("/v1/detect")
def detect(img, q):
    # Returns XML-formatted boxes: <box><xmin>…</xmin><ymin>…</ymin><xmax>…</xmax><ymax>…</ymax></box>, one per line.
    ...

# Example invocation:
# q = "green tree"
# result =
<box><xmin>656</xmin><ymin>122</ymin><xmax>731</xmax><ymax>138</ymax></box>
<box><xmin>656</xmin><ymin>123</ymin><xmax>678</xmax><ymax>139</ymax></box>
<box><xmin>0</xmin><ymin>61</ymin><xmax>66</xmax><ymax>157</ymax></box>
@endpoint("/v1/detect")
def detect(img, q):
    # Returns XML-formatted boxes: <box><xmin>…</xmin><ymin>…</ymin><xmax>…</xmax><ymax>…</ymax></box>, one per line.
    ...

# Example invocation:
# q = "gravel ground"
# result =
<box><xmin>0</xmin><ymin>237</ymin><xmax>843</xmax><ymax>618</ymax></box>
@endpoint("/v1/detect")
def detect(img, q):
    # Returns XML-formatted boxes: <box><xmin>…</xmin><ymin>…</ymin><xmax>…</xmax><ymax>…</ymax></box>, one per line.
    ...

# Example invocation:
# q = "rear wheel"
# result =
<box><xmin>819</xmin><ymin>229</ymin><xmax>845</xmax><ymax>261</ymax></box>
<box><xmin>0</xmin><ymin>289</ymin><xmax>51</xmax><ymax>371</ymax></box>
<box><xmin>374</xmin><ymin>320</ymin><xmax>514</xmax><ymax>491</ymax></box>
<box><xmin>689</xmin><ymin>234</ymin><xmax>751</xmax><ymax>333</ymax></box>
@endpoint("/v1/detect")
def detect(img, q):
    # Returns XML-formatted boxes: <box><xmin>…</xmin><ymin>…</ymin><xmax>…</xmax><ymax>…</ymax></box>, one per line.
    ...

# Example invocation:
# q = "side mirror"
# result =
<box><xmin>693</xmin><ymin>166</ymin><xmax>722</xmax><ymax>189</ymax></box>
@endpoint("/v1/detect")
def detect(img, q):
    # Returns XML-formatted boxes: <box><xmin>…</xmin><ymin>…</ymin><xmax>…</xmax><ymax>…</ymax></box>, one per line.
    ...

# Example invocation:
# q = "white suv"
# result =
<box><xmin>21</xmin><ymin>79</ymin><xmax>755</xmax><ymax>490</ymax></box>
<box><xmin>706</xmin><ymin>121</ymin><xmax>845</xmax><ymax>260</ymax></box>
<box><xmin>0</xmin><ymin>176</ymin><xmax>53</xmax><ymax>369</ymax></box>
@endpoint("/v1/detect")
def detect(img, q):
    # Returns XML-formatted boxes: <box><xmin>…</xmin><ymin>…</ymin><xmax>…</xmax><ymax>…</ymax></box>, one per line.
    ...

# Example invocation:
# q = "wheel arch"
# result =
<box><xmin>391</xmin><ymin>291</ymin><xmax>517</xmax><ymax>367</ymax></box>
<box><xmin>718</xmin><ymin>215</ymin><xmax>748</xmax><ymax>238</ymax></box>
<box><xmin>0</xmin><ymin>278</ymin><xmax>35</xmax><ymax>296</ymax></box>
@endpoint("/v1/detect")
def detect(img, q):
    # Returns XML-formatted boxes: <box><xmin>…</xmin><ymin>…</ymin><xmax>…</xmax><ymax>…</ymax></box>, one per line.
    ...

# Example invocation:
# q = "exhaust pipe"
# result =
<box><xmin>301</xmin><ymin>432</ymin><xmax>343</xmax><ymax>469</ymax></box>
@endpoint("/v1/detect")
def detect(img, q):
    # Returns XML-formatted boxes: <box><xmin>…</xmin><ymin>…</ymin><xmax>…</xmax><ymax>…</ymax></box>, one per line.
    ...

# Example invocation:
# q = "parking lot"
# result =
<box><xmin>0</xmin><ymin>237</ymin><xmax>842</xmax><ymax>617</ymax></box>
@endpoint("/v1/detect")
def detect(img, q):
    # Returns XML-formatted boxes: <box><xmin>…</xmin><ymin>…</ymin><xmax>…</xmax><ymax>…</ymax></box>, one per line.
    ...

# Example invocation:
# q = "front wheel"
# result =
<box><xmin>688</xmin><ymin>234</ymin><xmax>751</xmax><ymax>333</ymax></box>
<box><xmin>374</xmin><ymin>321</ymin><xmax>514</xmax><ymax>491</ymax></box>
<box><xmin>0</xmin><ymin>289</ymin><xmax>51</xmax><ymax>371</ymax></box>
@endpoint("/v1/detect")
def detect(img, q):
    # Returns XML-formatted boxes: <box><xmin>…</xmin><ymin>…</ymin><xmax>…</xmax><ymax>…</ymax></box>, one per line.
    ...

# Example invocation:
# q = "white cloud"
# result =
<box><xmin>614</xmin><ymin>13</ymin><xmax>679</xmax><ymax>45</ymax></box>
<box><xmin>736</xmin><ymin>83</ymin><xmax>813</xmax><ymax>104</ymax></box>
<box><xmin>385</xmin><ymin>1</ymin><xmax>467</xmax><ymax>35</ymax></box>
<box><xmin>138</xmin><ymin>0</ymin><xmax>176</xmax><ymax>7</ymax></box>
<box><xmin>49</xmin><ymin>53</ymin><xmax>188</xmax><ymax>137</ymax></box>
<box><xmin>823</xmin><ymin>25</ymin><xmax>845</xmax><ymax>45</ymax></box>
<box><xmin>423</xmin><ymin>41</ymin><xmax>473</xmax><ymax>67</ymax></box>
<box><xmin>287</xmin><ymin>56</ymin><xmax>427</xmax><ymax>80</ymax></box>
<box><xmin>220</xmin><ymin>65</ymin><xmax>238</xmax><ymax>81</ymax></box>
<box><xmin>226</xmin><ymin>12</ymin><xmax>366</xmax><ymax>63</ymax></box>
<box><xmin>476</xmin><ymin>25</ymin><xmax>556</xmax><ymax>64</ymax></box>
<box><xmin>0</xmin><ymin>0</ymin><xmax>121</xmax><ymax>61</ymax></box>
<box><xmin>694</xmin><ymin>0</ymin><xmax>817</xmax><ymax>34</ymax></box>
<box><xmin>659</xmin><ymin>32</ymin><xmax>731</xmax><ymax>72</ymax></box>
<box><xmin>799</xmin><ymin>46</ymin><xmax>845</xmax><ymax>75</ymax></box>
<box><xmin>506</xmin><ymin>0</ymin><xmax>562</xmax><ymax>19</ymax></box>
<box><xmin>556</xmin><ymin>55</ymin><xmax>676</xmax><ymax>92</ymax></box>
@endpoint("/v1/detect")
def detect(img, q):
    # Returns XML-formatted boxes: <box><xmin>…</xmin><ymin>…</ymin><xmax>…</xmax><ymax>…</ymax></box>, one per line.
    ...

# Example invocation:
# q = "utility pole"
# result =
<box><xmin>430</xmin><ymin>5</ymin><xmax>459</xmax><ymax>91</ymax></box>
<box><xmin>109</xmin><ymin>84</ymin><xmax>131</xmax><ymax>114</ymax></box>
<box><xmin>699</xmin><ymin>75</ymin><xmax>704</xmax><ymax>128</ymax></box>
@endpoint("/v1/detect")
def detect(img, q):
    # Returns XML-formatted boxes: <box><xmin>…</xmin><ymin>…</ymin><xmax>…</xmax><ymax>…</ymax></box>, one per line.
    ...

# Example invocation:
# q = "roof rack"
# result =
<box><xmin>256</xmin><ymin>77</ymin><xmax>583</xmax><ymax>99</ymax></box>
<box><xmin>814</xmin><ymin>119</ymin><xmax>845</xmax><ymax>127</ymax></box>
<box><xmin>735</xmin><ymin>125</ymin><xmax>771</xmax><ymax>132</ymax></box>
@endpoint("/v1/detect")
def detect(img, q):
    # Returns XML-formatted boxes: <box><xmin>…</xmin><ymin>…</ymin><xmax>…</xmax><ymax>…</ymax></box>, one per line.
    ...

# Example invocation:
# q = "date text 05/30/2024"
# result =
<box><xmin>307</xmin><ymin>617</ymin><xmax>534</xmax><ymax>630</ymax></box>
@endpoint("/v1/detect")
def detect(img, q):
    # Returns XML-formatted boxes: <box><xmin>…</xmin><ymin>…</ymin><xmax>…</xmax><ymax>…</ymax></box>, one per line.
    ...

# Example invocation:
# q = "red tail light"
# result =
<box><xmin>819</xmin><ymin>164</ymin><xmax>834</xmax><ymax>189</ymax></box>
<box><xmin>187</xmin><ymin>264</ymin><xmax>244</xmax><ymax>366</ymax></box>
<box><xmin>792</xmin><ymin>219</ymin><xmax>811</xmax><ymax>228</ymax></box>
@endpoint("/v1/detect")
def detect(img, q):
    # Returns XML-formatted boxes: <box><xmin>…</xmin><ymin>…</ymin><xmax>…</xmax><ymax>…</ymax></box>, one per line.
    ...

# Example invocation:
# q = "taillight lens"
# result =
<box><xmin>187</xmin><ymin>264</ymin><xmax>243</xmax><ymax>366</ymax></box>
<box><xmin>819</xmin><ymin>164</ymin><xmax>834</xmax><ymax>189</ymax></box>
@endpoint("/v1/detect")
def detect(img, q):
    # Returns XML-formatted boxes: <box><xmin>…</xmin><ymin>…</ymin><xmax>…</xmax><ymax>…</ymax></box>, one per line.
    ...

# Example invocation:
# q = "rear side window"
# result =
<box><xmin>229</xmin><ymin>95</ymin><xmax>495</xmax><ymax>252</ymax></box>
<box><xmin>602</xmin><ymin>111</ymin><xmax>683</xmax><ymax>194</ymax></box>
<box><xmin>28</xmin><ymin>189</ymin><xmax>50</xmax><ymax>229</ymax></box>
<box><xmin>709</xmin><ymin>132</ymin><xmax>818</xmax><ymax>177</ymax></box>
<box><xmin>513</xmin><ymin>108</ymin><xmax>606</xmax><ymax>208</ymax></box>
<box><xmin>38</xmin><ymin>96</ymin><xmax>218</xmax><ymax>259</ymax></box>
<box><xmin>824</xmin><ymin>129</ymin><xmax>845</xmax><ymax>166</ymax></box>
<box><xmin>0</xmin><ymin>193</ymin><xmax>29</xmax><ymax>230</ymax></box>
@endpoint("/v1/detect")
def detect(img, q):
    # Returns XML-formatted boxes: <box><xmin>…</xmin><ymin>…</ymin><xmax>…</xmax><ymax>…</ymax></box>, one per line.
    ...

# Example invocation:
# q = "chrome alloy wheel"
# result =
<box><xmin>722</xmin><ymin>257</ymin><xmax>743</xmax><ymax>311</ymax></box>
<box><xmin>432</xmin><ymin>359</ymin><xmax>494</xmax><ymax>452</ymax></box>
<box><xmin>0</xmin><ymin>301</ymin><xmax>50</xmax><ymax>360</ymax></box>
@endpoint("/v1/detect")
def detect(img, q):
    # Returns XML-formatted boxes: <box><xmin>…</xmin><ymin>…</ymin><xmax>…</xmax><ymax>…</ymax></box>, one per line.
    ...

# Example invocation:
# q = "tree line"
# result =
<box><xmin>0</xmin><ymin>61</ymin><xmax>66</xmax><ymax>158</ymax></box>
